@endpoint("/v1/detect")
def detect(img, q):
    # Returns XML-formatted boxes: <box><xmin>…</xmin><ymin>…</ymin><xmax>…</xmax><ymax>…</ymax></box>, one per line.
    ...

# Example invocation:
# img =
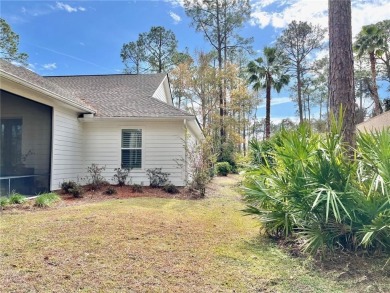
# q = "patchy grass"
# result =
<box><xmin>0</xmin><ymin>175</ymin><xmax>388</xmax><ymax>292</ymax></box>
<box><xmin>34</xmin><ymin>193</ymin><xmax>61</xmax><ymax>208</ymax></box>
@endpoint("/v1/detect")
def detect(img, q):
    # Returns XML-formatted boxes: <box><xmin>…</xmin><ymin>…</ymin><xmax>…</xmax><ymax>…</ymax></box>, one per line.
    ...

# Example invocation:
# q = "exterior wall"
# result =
<box><xmin>51</xmin><ymin>106</ymin><xmax>84</xmax><ymax>189</ymax></box>
<box><xmin>82</xmin><ymin>120</ymin><xmax>186</xmax><ymax>186</ymax></box>
<box><xmin>153</xmin><ymin>78</ymin><xmax>172</xmax><ymax>104</ymax></box>
<box><xmin>1</xmin><ymin>74</ymin><xmax>197</xmax><ymax>190</ymax></box>
<box><xmin>0</xmin><ymin>83</ymin><xmax>86</xmax><ymax>192</ymax></box>
<box><xmin>357</xmin><ymin>111</ymin><xmax>390</xmax><ymax>132</ymax></box>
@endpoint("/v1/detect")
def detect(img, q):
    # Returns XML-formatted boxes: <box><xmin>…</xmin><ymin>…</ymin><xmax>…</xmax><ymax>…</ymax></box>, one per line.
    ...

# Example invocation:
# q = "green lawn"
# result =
<box><xmin>0</xmin><ymin>175</ymin><xmax>388</xmax><ymax>292</ymax></box>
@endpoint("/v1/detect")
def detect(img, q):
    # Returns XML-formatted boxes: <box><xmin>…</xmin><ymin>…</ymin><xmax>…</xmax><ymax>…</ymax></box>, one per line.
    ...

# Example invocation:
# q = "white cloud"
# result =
<box><xmin>250</xmin><ymin>0</ymin><xmax>390</xmax><ymax>37</ymax></box>
<box><xmin>21</xmin><ymin>5</ymin><xmax>51</xmax><ymax>17</ymax></box>
<box><xmin>258</xmin><ymin>97</ymin><xmax>292</xmax><ymax>108</ymax></box>
<box><xmin>251</xmin><ymin>0</ymin><xmax>327</xmax><ymax>30</ymax></box>
<box><xmin>165</xmin><ymin>0</ymin><xmax>185</xmax><ymax>7</ymax></box>
<box><xmin>42</xmin><ymin>63</ymin><xmax>57</xmax><ymax>70</ymax></box>
<box><xmin>271</xmin><ymin>116</ymin><xmax>299</xmax><ymax>124</ymax></box>
<box><xmin>54</xmin><ymin>2</ymin><xmax>86</xmax><ymax>13</ymax></box>
<box><xmin>20</xmin><ymin>2</ymin><xmax>86</xmax><ymax>17</ymax></box>
<box><xmin>169</xmin><ymin>11</ymin><xmax>182</xmax><ymax>24</ymax></box>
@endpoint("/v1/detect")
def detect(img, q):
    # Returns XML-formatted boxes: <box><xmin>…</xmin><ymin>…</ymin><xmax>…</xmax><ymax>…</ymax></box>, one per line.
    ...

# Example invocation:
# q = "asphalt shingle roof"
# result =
<box><xmin>1</xmin><ymin>60</ymin><xmax>192</xmax><ymax>118</ymax></box>
<box><xmin>0</xmin><ymin>59</ymin><xmax>92</xmax><ymax>110</ymax></box>
<box><xmin>45</xmin><ymin>74</ymin><xmax>192</xmax><ymax>118</ymax></box>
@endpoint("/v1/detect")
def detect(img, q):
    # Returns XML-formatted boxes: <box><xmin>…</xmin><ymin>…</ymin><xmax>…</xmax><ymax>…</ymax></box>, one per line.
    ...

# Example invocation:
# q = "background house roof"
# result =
<box><xmin>0</xmin><ymin>59</ymin><xmax>93</xmax><ymax>111</ymax></box>
<box><xmin>45</xmin><ymin>74</ymin><xmax>192</xmax><ymax>118</ymax></box>
<box><xmin>357</xmin><ymin>111</ymin><xmax>390</xmax><ymax>132</ymax></box>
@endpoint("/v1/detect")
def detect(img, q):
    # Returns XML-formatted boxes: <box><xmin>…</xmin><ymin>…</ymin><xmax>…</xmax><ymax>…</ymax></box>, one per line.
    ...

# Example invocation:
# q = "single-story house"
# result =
<box><xmin>356</xmin><ymin>111</ymin><xmax>390</xmax><ymax>132</ymax></box>
<box><xmin>0</xmin><ymin>59</ymin><xmax>202</xmax><ymax>196</ymax></box>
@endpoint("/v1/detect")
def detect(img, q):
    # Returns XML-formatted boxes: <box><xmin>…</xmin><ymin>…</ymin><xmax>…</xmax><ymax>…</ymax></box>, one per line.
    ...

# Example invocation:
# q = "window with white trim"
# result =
<box><xmin>121</xmin><ymin>129</ymin><xmax>142</xmax><ymax>169</ymax></box>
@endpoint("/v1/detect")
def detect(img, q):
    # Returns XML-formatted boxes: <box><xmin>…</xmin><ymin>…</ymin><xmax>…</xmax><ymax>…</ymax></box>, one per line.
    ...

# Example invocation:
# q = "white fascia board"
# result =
<box><xmin>78</xmin><ymin>116</ymin><xmax>195</xmax><ymax>123</ymax></box>
<box><xmin>186</xmin><ymin>118</ymin><xmax>204</xmax><ymax>141</ymax></box>
<box><xmin>0</xmin><ymin>70</ymin><xmax>95</xmax><ymax>113</ymax></box>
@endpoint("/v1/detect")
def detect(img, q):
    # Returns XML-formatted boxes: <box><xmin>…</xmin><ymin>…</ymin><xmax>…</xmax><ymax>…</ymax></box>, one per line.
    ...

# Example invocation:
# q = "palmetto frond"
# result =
<box><xmin>244</xmin><ymin>122</ymin><xmax>390</xmax><ymax>255</ymax></box>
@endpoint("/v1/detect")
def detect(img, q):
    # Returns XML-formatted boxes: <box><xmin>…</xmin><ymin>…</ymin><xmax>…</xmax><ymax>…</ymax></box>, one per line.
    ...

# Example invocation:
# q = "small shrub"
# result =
<box><xmin>180</xmin><ymin>136</ymin><xmax>216</xmax><ymax>198</ymax></box>
<box><xmin>61</xmin><ymin>180</ymin><xmax>77</xmax><ymax>194</ymax></box>
<box><xmin>113</xmin><ymin>168</ymin><xmax>130</xmax><ymax>186</ymax></box>
<box><xmin>209</xmin><ymin>166</ymin><xmax>215</xmax><ymax>178</ymax></box>
<box><xmin>0</xmin><ymin>197</ymin><xmax>10</xmax><ymax>207</ymax></box>
<box><xmin>69</xmin><ymin>184</ymin><xmax>84</xmax><ymax>198</ymax></box>
<box><xmin>131</xmin><ymin>184</ymin><xmax>143</xmax><ymax>193</ymax></box>
<box><xmin>9</xmin><ymin>193</ymin><xmax>26</xmax><ymax>204</ymax></box>
<box><xmin>87</xmin><ymin>164</ymin><xmax>107</xmax><ymax>190</ymax></box>
<box><xmin>162</xmin><ymin>183</ymin><xmax>179</xmax><ymax>194</ymax></box>
<box><xmin>215</xmin><ymin>162</ymin><xmax>231</xmax><ymax>176</ymax></box>
<box><xmin>146</xmin><ymin>168</ymin><xmax>170</xmax><ymax>188</ymax></box>
<box><xmin>35</xmin><ymin>193</ymin><xmax>60</xmax><ymax>207</ymax></box>
<box><xmin>104</xmin><ymin>186</ymin><xmax>117</xmax><ymax>195</ymax></box>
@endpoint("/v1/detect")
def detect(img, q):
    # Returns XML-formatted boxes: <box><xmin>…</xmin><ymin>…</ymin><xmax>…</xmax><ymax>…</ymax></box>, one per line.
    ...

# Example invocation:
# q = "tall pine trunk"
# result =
<box><xmin>297</xmin><ymin>67</ymin><xmax>304</xmax><ymax>123</ymax></box>
<box><xmin>328</xmin><ymin>0</ymin><xmax>355</xmax><ymax>148</ymax></box>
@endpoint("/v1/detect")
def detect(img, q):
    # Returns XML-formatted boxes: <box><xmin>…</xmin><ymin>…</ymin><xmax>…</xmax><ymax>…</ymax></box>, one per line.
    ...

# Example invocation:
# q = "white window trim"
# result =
<box><xmin>121</xmin><ymin>127</ymin><xmax>144</xmax><ymax>170</ymax></box>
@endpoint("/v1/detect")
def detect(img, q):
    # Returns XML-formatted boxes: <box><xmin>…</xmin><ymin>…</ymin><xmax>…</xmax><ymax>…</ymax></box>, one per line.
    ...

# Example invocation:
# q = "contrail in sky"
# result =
<box><xmin>26</xmin><ymin>42</ymin><xmax>113</xmax><ymax>71</ymax></box>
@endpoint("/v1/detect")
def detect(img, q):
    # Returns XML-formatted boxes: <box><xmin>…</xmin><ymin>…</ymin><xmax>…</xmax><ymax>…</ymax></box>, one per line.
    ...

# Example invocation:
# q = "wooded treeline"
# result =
<box><xmin>2</xmin><ymin>1</ymin><xmax>389</xmax><ymax>160</ymax></box>
<box><xmin>118</xmin><ymin>1</ymin><xmax>390</xmax><ymax>161</ymax></box>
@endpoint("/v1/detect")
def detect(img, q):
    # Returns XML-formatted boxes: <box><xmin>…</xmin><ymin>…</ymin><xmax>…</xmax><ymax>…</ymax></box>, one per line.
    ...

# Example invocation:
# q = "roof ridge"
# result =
<box><xmin>44</xmin><ymin>73</ymin><xmax>167</xmax><ymax>78</ymax></box>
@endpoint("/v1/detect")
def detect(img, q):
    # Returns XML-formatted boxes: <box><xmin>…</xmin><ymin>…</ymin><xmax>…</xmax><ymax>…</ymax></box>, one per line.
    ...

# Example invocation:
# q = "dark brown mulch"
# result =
<box><xmin>61</xmin><ymin>185</ymin><xmax>197</xmax><ymax>205</ymax></box>
<box><xmin>1</xmin><ymin>185</ymin><xmax>202</xmax><ymax>214</ymax></box>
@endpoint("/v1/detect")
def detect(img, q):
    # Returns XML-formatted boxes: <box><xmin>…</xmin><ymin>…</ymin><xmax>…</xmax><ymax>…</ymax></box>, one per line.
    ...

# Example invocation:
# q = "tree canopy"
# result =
<box><xmin>0</xmin><ymin>18</ymin><xmax>28</xmax><ymax>66</ymax></box>
<box><xmin>121</xmin><ymin>26</ymin><xmax>179</xmax><ymax>73</ymax></box>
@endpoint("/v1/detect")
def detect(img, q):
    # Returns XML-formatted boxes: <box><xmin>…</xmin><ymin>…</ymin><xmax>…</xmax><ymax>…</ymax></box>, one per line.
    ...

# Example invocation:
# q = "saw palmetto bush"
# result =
<box><xmin>355</xmin><ymin>129</ymin><xmax>390</xmax><ymax>251</ymax></box>
<box><xmin>244</xmin><ymin>122</ymin><xmax>390</xmax><ymax>256</ymax></box>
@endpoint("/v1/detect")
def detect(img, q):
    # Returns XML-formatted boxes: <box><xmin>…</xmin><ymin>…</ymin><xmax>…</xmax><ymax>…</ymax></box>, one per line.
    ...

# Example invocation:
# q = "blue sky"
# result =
<box><xmin>1</xmin><ymin>0</ymin><xmax>389</xmax><ymax>122</ymax></box>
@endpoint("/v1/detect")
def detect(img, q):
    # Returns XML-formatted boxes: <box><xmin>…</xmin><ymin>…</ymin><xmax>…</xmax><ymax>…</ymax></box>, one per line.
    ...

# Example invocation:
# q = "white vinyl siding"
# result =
<box><xmin>152</xmin><ymin>77</ymin><xmax>172</xmax><ymax>105</ymax></box>
<box><xmin>82</xmin><ymin>121</ymin><xmax>186</xmax><ymax>186</ymax></box>
<box><xmin>51</xmin><ymin>106</ymin><xmax>84</xmax><ymax>189</ymax></box>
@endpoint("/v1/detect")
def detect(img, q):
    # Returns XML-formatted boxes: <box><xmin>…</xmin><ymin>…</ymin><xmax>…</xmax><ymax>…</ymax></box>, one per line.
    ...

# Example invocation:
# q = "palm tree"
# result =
<box><xmin>247</xmin><ymin>47</ymin><xmax>289</xmax><ymax>139</ymax></box>
<box><xmin>354</xmin><ymin>24</ymin><xmax>385</xmax><ymax>116</ymax></box>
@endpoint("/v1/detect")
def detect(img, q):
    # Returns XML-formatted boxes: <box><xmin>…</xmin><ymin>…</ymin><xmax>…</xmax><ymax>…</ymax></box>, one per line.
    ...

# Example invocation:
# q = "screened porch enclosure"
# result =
<box><xmin>0</xmin><ymin>90</ymin><xmax>52</xmax><ymax>196</ymax></box>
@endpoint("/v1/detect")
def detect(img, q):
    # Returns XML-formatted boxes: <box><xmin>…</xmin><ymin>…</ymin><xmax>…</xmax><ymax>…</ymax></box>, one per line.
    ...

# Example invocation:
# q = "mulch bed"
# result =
<box><xmin>61</xmin><ymin>185</ymin><xmax>197</xmax><ymax>205</ymax></box>
<box><xmin>1</xmin><ymin>185</ymin><xmax>201</xmax><ymax>214</ymax></box>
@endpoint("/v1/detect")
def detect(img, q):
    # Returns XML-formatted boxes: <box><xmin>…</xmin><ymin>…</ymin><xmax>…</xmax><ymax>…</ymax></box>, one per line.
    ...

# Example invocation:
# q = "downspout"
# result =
<box><xmin>184</xmin><ymin>119</ymin><xmax>188</xmax><ymax>185</ymax></box>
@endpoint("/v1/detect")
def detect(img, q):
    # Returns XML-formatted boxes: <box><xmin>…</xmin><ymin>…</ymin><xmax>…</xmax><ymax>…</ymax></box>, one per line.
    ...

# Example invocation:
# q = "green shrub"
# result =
<box><xmin>9</xmin><ymin>193</ymin><xmax>26</xmax><ymax>204</ymax></box>
<box><xmin>162</xmin><ymin>183</ymin><xmax>179</xmax><ymax>194</ymax></box>
<box><xmin>218</xmin><ymin>141</ymin><xmax>237</xmax><ymax>172</ymax></box>
<box><xmin>244</xmin><ymin>122</ymin><xmax>390</xmax><ymax>256</ymax></box>
<box><xmin>0</xmin><ymin>197</ymin><xmax>10</xmax><ymax>207</ymax></box>
<box><xmin>215</xmin><ymin>162</ymin><xmax>231</xmax><ymax>176</ymax></box>
<box><xmin>146</xmin><ymin>168</ymin><xmax>170</xmax><ymax>188</ymax></box>
<box><xmin>61</xmin><ymin>181</ymin><xmax>78</xmax><ymax>194</ymax></box>
<box><xmin>131</xmin><ymin>184</ymin><xmax>143</xmax><ymax>193</ymax></box>
<box><xmin>104</xmin><ymin>186</ymin><xmax>117</xmax><ymax>195</ymax></box>
<box><xmin>35</xmin><ymin>193</ymin><xmax>60</xmax><ymax>207</ymax></box>
<box><xmin>113</xmin><ymin>168</ymin><xmax>130</xmax><ymax>186</ymax></box>
<box><xmin>69</xmin><ymin>184</ymin><xmax>84</xmax><ymax>198</ymax></box>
